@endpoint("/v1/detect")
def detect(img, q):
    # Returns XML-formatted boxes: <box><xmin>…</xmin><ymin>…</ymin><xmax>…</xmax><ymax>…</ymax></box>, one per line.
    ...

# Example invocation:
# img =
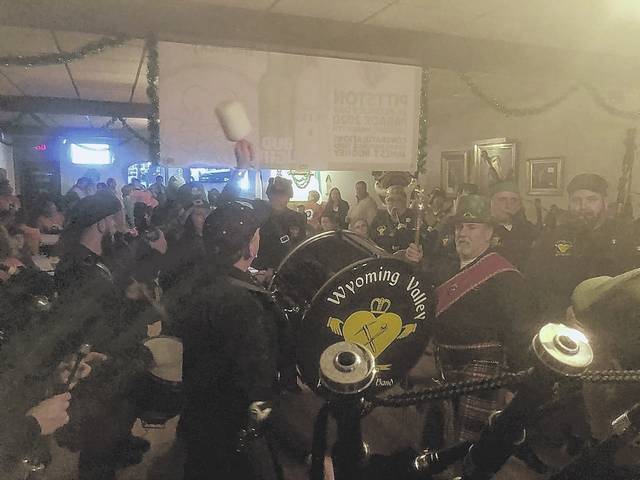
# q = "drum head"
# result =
<box><xmin>143</xmin><ymin>336</ymin><xmax>183</xmax><ymax>383</ymax></box>
<box><xmin>297</xmin><ymin>257</ymin><xmax>435</xmax><ymax>393</ymax></box>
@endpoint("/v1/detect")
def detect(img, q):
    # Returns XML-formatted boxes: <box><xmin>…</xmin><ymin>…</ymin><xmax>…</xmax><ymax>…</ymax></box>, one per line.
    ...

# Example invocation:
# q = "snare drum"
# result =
<box><xmin>137</xmin><ymin>336</ymin><xmax>183</xmax><ymax>425</ymax></box>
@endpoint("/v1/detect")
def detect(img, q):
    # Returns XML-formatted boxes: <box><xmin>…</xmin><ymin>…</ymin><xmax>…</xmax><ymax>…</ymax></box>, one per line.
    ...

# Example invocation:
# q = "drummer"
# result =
<box><xmin>175</xmin><ymin>199</ymin><xmax>296</xmax><ymax>480</ymax></box>
<box><xmin>370</xmin><ymin>185</ymin><xmax>436</xmax><ymax>262</ymax></box>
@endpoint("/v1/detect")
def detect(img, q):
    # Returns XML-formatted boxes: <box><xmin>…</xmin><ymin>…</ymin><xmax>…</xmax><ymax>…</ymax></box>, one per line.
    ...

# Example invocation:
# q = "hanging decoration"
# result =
<box><xmin>581</xmin><ymin>83</ymin><xmax>640</xmax><ymax>120</ymax></box>
<box><xmin>288</xmin><ymin>168</ymin><xmax>312</xmax><ymax>189</ymax></box>
<box><xmin>459</xmin><ymin>73</ymin><xmax>580</xmax><ymax>117</ymax></box>
<box><xmin>459</xmin><ymin>72</ymin><xmax>640</xmax><ymax>121</ymax></box>
<box><xmin>146</xmin><ymin>34</ymin><xmax>160</xmax><ymax>165</ymax></box>
<box><xmin>0</xmin><ymin>35</ymin><xmax>129</xmax><ymax>68</ymax></box>
<box><xmin>416</xmin><ymin>69</ymin><xmax>430</xmax><ymax>176</ymax></box>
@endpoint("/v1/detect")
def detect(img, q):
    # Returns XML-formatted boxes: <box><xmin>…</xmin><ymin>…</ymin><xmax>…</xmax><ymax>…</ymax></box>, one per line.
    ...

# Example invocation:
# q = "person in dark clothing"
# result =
<box><xmin>528</xmin><ymin>173</ymin><xmax>637</xmax><ymax>319</ymax></box>
<box><xmin>252</xmin><ymin>177</ymin><xmax>306</xmax><ymax>282</ymax></box>
<box><xmin>172</xmin><ymin>199</ymin><xmax>293</xmax><ymax>480</ymax></box>
<box><xmin>488</xmin><ymin>180</ymin><xmax>538</xmax><ymax>270</ymax></box>
<box><xmin>0</xmin><ymin>268</ymin><xmax>72</xmax><ymax>473</ymax></box>
<box><xmin>53</xmin><ymin>191</ymin><xmax>152</xmax><ymax>480</ymax></box>
<box><xmin>322</xmin><ymin>187</ymin><xmax>349</xmax><ymax>229</ymax></box>
<box><xmin>425</xmin><ymin>195</ymin><xmax>536</xmax><ymax>446</ymax></box>
<box><xmin>370</xmin><ymin>185</ymin><xmax>438</xmax><ymax>261</ymax></box>
<box><xmin>160</xmin><ymin>203</ymin><xmax>209</xmax><ymax>293</ymax></box>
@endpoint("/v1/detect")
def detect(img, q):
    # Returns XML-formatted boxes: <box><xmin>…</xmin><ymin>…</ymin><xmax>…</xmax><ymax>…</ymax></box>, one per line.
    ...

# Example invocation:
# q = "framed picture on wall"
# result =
<box><xmin>440</xmin><ymin>150</ymin><xmax>470</xmax><ymax>197</ymax></box>
<box><xmin>472</xmin><ymin>139</ymin><xmax>517</xmax><ymax>194</ymax></box>
<box><xmin>527</xmin><ymin>157</ymin><xmax>564</xmax><ymax>195</ymax></box>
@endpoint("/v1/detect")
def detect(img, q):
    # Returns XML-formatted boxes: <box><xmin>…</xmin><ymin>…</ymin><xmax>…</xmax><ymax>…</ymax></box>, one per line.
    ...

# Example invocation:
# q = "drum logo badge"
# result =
<box><xmin>377</xmin><ymin>225</ymin><xmax>387</xmax><ymax>236</ymax></box>
<box><xmin>327</xmin><ymin>297</ymin><xmax>416</xmax><ymax>371</ymax></box>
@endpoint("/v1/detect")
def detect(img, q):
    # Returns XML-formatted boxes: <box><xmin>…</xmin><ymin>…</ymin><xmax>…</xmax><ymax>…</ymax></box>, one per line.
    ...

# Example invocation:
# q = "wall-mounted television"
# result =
<box><xmin>70</xmin><ymin>143</ymin><xmax>113</xmax><ymax>165</ymax></box>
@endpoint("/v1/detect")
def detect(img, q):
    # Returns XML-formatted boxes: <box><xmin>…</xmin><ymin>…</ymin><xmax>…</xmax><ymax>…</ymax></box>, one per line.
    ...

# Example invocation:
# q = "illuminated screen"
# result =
<box><xmin>70</xmin><ymin>143</ymin><xmax>113</xmax><ymax>165</ymax></box>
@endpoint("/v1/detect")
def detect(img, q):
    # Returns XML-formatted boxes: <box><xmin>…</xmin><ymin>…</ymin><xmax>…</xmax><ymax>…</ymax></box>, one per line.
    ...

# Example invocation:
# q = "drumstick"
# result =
<box><xmin>63</xmin><ymin>343</ymin><xmax>92</xmax><ymax>392</ymax></box>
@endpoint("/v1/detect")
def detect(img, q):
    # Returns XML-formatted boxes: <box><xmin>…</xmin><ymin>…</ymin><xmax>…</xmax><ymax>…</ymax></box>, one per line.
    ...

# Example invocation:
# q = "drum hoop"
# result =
<box><xmin>270</xmin><ymin>230</ymin><xmax>388</xmax><ymax>290</ymax></box>
<box><xmin>142</xmin><ymin>335</ymin><xmax>183</xmax><ymax>346</ymax></box>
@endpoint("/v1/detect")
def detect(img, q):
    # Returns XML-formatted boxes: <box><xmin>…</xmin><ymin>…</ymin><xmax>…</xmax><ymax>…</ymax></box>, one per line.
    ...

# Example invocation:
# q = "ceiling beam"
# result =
<box><xmin>0</xmin><ymin>95</ymin><xmax>150</xmax><ymax>118</ymax></box>
<box><xmin>0</xmin><ymin>124</ymin><xmax>130</xmax><ymax>138</ymax></box>
<box><xmin>0</xmin><ymin>0</ymin><xmax>638</xmax><ymax>83</ymax></box>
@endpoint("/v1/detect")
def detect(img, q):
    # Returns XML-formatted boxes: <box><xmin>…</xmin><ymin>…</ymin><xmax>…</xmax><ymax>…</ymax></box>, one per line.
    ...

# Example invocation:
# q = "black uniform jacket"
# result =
<box><xmin>253</xmin><ymin>208</ymin><xmax>307</xmax><ymax>271</ymax></box>
<box><xmin>527</xmin><ymin>218</ymin><xmax>636</xmax><ymax>319</ymax></box>
<box><xmin>428</xmin><ymin>249</ymin><xmax>538</xmax><ymax>371</ymax></box>
<box><xmin>173</xmin><ymin>264</ymin><xmax>291</xmax><ymax>448</ymax></box>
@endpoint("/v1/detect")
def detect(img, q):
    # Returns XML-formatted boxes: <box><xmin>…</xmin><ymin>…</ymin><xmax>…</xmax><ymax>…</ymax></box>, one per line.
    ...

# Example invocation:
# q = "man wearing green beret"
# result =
<box><xmin>425</xmin><ymin>195</ymin><xmax>536</xmax><ymax>445</ymax></box>
<box><xmin>489</xmin><ymin>180</ymin><xmax>538</xmax><ymax>269</ymax></box>
<box><xmin>527</xmin><ymin>173</ymin><xmax>637</xmax><ymax>319</ymax></box>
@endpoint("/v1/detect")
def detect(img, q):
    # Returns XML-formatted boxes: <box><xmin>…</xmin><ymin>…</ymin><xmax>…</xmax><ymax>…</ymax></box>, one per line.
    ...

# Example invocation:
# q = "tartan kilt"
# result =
<box><xmin>436</xmin><ymin>342</ymin><xmax>507</xmax><ymax>444</ymax></box>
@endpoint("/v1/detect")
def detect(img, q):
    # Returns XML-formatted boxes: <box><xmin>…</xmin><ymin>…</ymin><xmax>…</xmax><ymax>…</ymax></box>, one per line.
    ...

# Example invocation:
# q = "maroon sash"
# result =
<box><xmin>436</xmin><ymin>252</ymin><xmax>520</xmax><ymax>317</ymax></box>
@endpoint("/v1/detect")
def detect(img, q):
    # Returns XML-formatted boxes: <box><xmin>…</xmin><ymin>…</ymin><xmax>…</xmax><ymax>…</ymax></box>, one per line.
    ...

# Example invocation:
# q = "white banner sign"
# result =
<box><xmin>159</xmin><ymin>43</ymin><xmax>421</xmax><ymax>171</ymax></box>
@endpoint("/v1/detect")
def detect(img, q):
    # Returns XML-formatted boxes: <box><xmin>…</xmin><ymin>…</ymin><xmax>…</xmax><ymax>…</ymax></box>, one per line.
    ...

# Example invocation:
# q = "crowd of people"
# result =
<box><xmin>1</xmin><ymin>156</ymin><xmax>640</xmax><ymax>479</ymax></box>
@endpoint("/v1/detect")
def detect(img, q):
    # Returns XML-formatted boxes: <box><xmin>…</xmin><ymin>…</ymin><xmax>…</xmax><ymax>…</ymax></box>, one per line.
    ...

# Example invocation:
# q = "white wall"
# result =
<box><xmin>424</xmin><ymin>69</ymin><xmax>640</xmax><ymax>217</ymax></box>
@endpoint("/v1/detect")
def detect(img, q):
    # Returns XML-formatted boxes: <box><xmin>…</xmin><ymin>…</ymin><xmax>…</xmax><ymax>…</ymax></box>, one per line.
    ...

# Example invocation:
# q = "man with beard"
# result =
<box><xmin>426</xmin><ymin>195</ymin><xmax>535</xmax><ymax>446</ymax></box>
<box><xmin>528</xmin><ymin>173</ymin><xmax>635</xmax><ymax>319</ymax></box>
<box><xmin>489</xmin><ymin>181</ymin><xmax>538</xmax><ymax>270</ymax></box>
<box><xmin>53</xmin><ymin>191</ymin><xmax>151</xmax><ymax>480</ymax></box>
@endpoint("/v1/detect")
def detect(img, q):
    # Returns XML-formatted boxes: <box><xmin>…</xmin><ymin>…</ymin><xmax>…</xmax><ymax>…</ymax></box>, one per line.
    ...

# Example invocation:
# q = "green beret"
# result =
<box><xmin>489</xmin><ymin>180</ymin><xmax>519</xmax><ymax>198</ymax></box>
<box><xmin>65</xmin><ymin>191</ymin><xmax>121</xmax><ymax>230</ymax></box>
<box><xmin>567</xmin><ymin>174</ymin><xmax>608</xmax><ymax>196</ymax></box>
<box><xmin>452</xmin><ymin>194</ymin><xmax>493</xmax><ymax>224</ymax></box>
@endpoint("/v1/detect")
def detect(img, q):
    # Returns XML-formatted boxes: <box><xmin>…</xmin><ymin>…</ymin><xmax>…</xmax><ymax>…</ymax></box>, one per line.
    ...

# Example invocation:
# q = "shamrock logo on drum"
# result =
<box><xmin>326</xmin><ymin>297</ymin><xmax>416</xmax><ymax>371</ymax></box>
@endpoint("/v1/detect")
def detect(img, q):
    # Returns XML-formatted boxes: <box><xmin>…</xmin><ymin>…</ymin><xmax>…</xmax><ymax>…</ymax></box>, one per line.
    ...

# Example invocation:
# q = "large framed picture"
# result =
<box><xmin>472</xmin><ymin>139</ymin><xmax>517</xmax><ymax>194</ymax></box>
<box><xmin>440</xmin><ymin>150</ymin><xmax>470</xmax><ymax>197</ymax></box>
<box><xmin>527</xmin><ymin>157</ymin><xmax>565</xmax><ymax>195</ymax></box>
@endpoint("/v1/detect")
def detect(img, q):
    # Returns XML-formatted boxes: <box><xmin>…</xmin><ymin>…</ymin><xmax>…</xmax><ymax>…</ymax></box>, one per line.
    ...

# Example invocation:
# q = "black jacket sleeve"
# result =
<box><xmin>221</xmin><ymin>293</ymin><xmax>278</xmax><ymax>402</ymax></box>
<box><xmin>494</xmin><ymin>271</ymin><xmax>541</xmax><ymax>371</ymax></box>
<box><xmin>0</xmin><ymin>408</ymin><xmax>41</xmax><ymax>466</ymax></box>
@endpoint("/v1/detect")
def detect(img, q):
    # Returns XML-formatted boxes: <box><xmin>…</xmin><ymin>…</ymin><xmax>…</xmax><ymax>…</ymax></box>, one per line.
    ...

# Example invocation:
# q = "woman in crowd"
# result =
<box><xmin>322</xmin><ymin>188</ymin><xmax>349</xmax><ymax>229</ymax></box>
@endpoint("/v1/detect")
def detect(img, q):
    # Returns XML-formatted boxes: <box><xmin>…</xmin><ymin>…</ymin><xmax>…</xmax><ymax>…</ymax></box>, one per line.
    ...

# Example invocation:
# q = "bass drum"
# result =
<box><xmin>271</xmin><ymin>230</ymin><xmax>435</xmax><ymax>393</ymax></box>
<box><xmin>271</xmin><ymin>230</ymin><xmax>387</xmax><ymax>313</ymax></box>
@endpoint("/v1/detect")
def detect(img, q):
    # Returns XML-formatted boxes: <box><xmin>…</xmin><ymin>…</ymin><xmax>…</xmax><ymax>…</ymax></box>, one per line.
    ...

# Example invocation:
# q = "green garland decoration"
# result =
<box><xmin>459</xmin><ymin>72</ymin><xmax>640</xmax><ymax>120</ymax></box>
<box><xmin>146</xmin><ymin>34</ymin><xmax>160</xmax><ymax>165</ymax></box>
<box><xmin>416</xmin><ymin>68</ymin><xmax>429</xmax><ymax>176</ymax></box>
<box><xmin>581</xmin><ymin>83</ymin><xmax>640</xmax><ymax>120</ymax></box>
<box><xmin>0</xmin><ymin>35</ymin><xmax>129</xmax><ymax>68</ymax></box>
<box><xmin>289</xmin><ymin>169</ymin><xmax>312</xmax><ymax>189</ymax></box>
<box><xmin>459</xmin><ymin>73</ymin><xmax>580</xmax><ymax>117</ymax></box>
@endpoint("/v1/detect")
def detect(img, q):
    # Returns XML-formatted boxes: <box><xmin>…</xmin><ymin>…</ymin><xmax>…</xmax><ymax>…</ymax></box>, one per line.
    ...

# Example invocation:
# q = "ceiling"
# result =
<box><xmin>1</xmin><ymin>0</ymin><xmax>640</xmax><ymax>131</ymax></box>
<box><xmin>187</xmin><ymin>0</ymin><xmax>640</xmax><ymax>57</ymax></box>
